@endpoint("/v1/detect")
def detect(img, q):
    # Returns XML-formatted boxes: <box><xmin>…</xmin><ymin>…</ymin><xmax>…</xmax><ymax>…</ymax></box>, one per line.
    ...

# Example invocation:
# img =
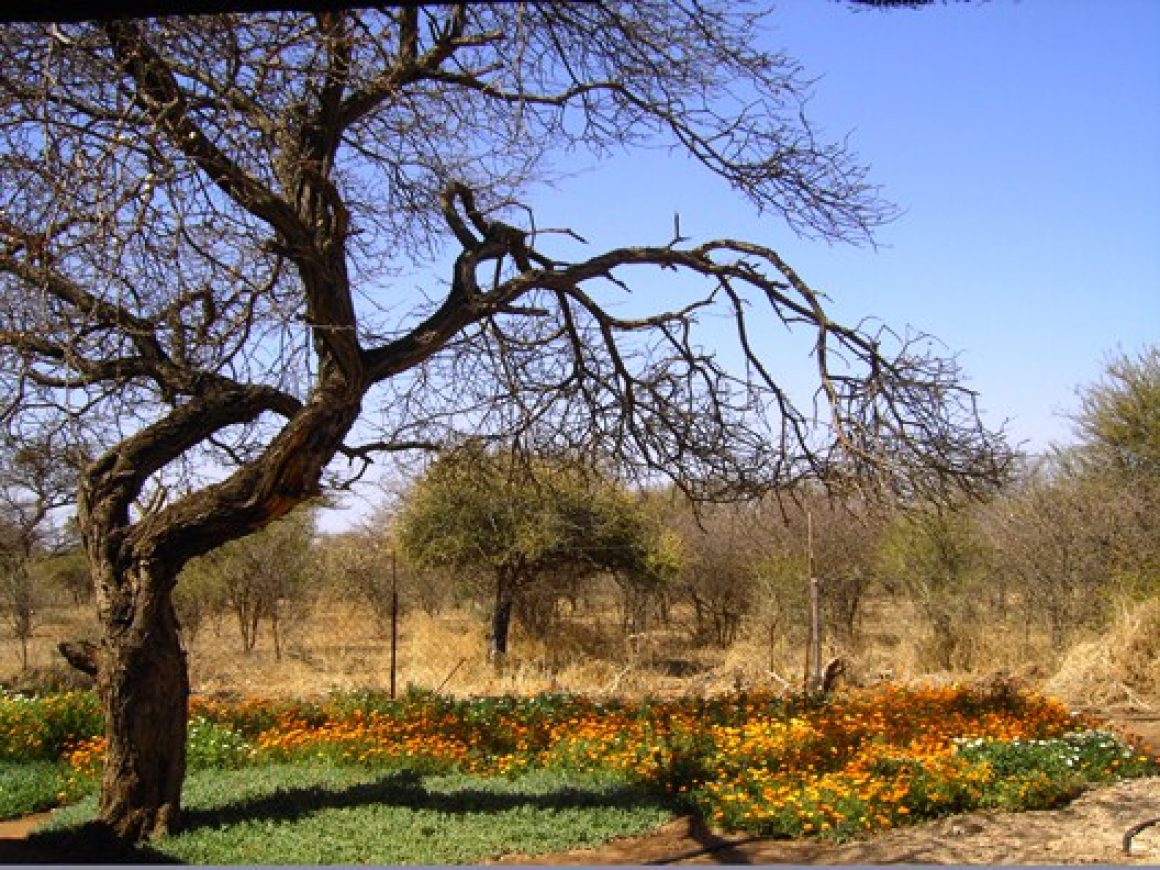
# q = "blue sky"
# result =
<box><xmin>769</xmin><ymin>0</ymin><xmax>1159</xmax><ymax>453</ymax></box>
<box><xmin>534</xmin><ymin>0</ymin><xmax>1160</xmax><ymax>455</ymax></box>
<box><xmin>322</xmin><ymin>0</ymin><xmax>1159</xmax><ymax>529</ymax></box>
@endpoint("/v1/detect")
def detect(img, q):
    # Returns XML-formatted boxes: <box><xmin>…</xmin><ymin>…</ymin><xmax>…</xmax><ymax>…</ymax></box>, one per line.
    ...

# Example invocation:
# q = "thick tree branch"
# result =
<box><xmin>103</xmin><ymin>20</ymin><xmax>312</xmax><ymax>252</ymax></box>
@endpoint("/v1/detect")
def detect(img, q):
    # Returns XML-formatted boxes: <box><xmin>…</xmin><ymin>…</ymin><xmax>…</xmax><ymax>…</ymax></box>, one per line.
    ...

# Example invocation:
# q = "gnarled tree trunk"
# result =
<box><xmin>91</xmin><ymin>559</ymin><xmax>189</xmax><ymax>841</ymax></box>
<box><xmin>99</xmin><ymin>591</ymin><xmax>188</xmax><ymax>840</ymax></box>
<box><xmin>66</xmin><ymin>385</ymin><xmax>365</xmax><ymax>841</ymax></box>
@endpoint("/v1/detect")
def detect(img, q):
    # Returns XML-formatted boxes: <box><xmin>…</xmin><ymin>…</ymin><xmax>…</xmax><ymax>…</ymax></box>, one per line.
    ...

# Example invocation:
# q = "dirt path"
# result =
<box><xmin>494</xmin><ymin>776</ymin><xmax>1160</xmax><ymax>865</ymax></box>
<box><xmin>0</xmin><ymin>810</ymin><xmax>51</xmax><ymax>840</ymax></box>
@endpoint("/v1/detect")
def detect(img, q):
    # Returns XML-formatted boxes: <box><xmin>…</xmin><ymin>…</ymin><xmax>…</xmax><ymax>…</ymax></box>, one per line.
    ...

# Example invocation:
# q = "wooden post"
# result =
<box><xmin>390</xmin><ymin>549</ymin><xmax>399</xmax><ymax>699</ymax></box>
<box><xmin>803</xmin><ymin>510</ymin><xmax>822</xmax><ymax>695</ymax></box>
<box><xmin>810</xmin><ymin>576</ymin><xmax>821</xmax><ymax>693</ymax></box>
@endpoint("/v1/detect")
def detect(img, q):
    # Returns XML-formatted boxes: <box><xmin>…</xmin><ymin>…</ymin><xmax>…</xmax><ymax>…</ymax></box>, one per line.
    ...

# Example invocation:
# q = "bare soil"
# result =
<box><xmin>495</xmin><ymin>777</ymin><xmax>1160</xmax><ymax>865</ymax></box>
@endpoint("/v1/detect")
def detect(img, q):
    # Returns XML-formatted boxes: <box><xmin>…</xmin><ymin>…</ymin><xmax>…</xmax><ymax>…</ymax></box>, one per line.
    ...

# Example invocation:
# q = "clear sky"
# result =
<box><xmin>765</xmin><ymin>0</ymin><xmax>1159</xmax><ymax>454</ymax></box>
<box><xmin>320</xmin><ymin>0</ymin><xmax>1160</xmax><ymax>530</ymax></box>
<box><xmin>541</xmin><ymin>0</ymin><xmax>1160</xmax><ymax>453</ymax></box>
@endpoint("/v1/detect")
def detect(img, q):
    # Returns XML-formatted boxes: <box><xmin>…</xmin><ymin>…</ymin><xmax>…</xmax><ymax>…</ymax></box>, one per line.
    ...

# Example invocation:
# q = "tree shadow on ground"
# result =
<box><xmin>19</xmin><ymin>769</ymin><xmax>673</xmax><ymax>863</ymax></box>
<box><xmin>178</xmin><ymin>768</ymin><xmax>670</xmax><ymax>831</ymax></box>
<box><xmin>20</xmin><ymin>821</ymin><xmax>184</xmax><ymax>864</ymax></box>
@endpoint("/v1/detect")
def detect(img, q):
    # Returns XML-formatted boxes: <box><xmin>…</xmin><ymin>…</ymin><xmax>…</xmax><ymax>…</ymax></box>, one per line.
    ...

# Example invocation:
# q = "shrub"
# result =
<box><xmin>0</xmin><ymin>690</ymin><xmax>101</xmax><ymax>762</ymax></box>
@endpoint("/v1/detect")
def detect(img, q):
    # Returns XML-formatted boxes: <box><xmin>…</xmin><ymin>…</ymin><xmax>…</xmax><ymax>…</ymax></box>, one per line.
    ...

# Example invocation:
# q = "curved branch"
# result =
<box><xmin>80</xmin><ymin>377</ymin><xmax>303</xmax><ymax>570</ymax></box>
<box><xmin>103</xmin><ymin>20</ymin><xmax>311</xmax><ymax>251</ymax></box>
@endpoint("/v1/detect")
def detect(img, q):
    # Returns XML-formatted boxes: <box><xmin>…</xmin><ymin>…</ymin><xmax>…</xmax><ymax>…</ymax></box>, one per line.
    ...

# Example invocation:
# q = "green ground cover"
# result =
<box><xmin>41</xmin><ymin>766</ymin><xmax>671</xmax><ymax>864</ymax></box>
<box><xmin>1</xmin><ymin>682</ymin><xmax>1155</xmax><ymax>863</ymax></box>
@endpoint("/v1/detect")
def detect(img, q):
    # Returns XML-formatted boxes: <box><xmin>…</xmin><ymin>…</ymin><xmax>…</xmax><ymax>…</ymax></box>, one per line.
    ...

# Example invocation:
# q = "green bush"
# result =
<box><xmin>0</xmin><ymin>760</ymin><xmax>73</xmax><ymax>820</ymax></box>
<box><xmin>956</xmin><ymin>729</ymin><xmax>1155</xmax><ymax>782</ymax></box>
<box><xmin>0</xmin><ymin>690</ymin><xmax>102</xmax><ymax>762</ymax></box>
<box><xmin>955</xmin><ymin>729</ymin><xmax>1155</xmax><ymax>811</ymax></box>
<box><xmin>186</xmin><ymin>717</ymin><xmax>257</xmax><ymax>770</ymax></box>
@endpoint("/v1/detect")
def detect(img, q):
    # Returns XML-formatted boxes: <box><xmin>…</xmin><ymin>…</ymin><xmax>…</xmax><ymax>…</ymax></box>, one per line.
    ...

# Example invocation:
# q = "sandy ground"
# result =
<box><xmin>2</xmin><ymin>717</ymin><xmax>1157</xmax><ymax>865</ymax></box>
<box><xmin>494</xmin><ymin>776</ymin><xmax>1160</xmax><ymax>865</ymax></box>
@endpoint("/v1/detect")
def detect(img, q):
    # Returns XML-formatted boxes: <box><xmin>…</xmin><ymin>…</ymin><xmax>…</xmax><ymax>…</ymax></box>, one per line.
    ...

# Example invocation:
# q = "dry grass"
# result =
<box><xmin>2</xmin><ymin>589</ymin><xmax>1157</xmax><ymax>711</ymax></box>
<box><xmin>1046</xmin><ymin>596</ymin><xmax>1160</xmax><ymax>710</ymax></box>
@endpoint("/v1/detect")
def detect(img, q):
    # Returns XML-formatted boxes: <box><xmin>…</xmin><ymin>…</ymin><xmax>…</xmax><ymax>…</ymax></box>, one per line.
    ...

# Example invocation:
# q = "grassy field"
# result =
<box><xmin>38</xmin><ymin>766</ymin><xmax>672</xmax><ymax>864</ymax></box>
<box><xmin>5</xmin><ymin>563</ymin><xmax>1160</xmax><ymax>710</ymax></box>
<box><xmin>9</xmin><ymin>592</ymin><xmax>1159</xmax><ymax>707</ymax></box>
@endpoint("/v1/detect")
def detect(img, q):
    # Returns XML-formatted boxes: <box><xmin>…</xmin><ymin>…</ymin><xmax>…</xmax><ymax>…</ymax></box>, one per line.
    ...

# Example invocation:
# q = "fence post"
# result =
<box><xmin>390</xmin><ymin>549</ymin><xmax>399</xmax><ymax>699</ymax></box>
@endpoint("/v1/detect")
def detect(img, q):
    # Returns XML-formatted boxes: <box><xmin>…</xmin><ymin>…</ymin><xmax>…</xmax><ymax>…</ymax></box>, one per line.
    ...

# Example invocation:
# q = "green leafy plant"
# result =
<box><xmin>186</xmin><ymin>717</ymin><xmax>256</xmax><ymax>770</ymax></box>
<box><xmin>0</xmin><ymin>690</ymin><xmax>101</xmax><ymax>762</ymax></box>
<box><xmin>0</xmin><ymin>760</ymin><xmax>72</xmax><ymax>820</ymax></box>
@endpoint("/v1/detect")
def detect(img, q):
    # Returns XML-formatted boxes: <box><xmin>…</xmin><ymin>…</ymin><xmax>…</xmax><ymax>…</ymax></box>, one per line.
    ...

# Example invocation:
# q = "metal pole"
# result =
<box><xmin>390</xmin><ymin>549</ymin><xmax>399</xmax><ymax>699</ymax></box>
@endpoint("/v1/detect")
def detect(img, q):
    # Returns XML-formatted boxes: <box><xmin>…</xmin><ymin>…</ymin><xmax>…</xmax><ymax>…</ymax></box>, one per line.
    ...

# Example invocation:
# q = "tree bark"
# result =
<box><xmin>64</xmin><ymin>380</ymin><xmax>364</xmax><ymax>843</ymax></box>
<box><xmin>489</xmin><ymin>572</ymin><xmax>515</xmax><ymax>661</ymax></box>
<box><xmin>94</xmin><ymin>563</ymin><xmax>189</xmax><ymax>841</ymax></box>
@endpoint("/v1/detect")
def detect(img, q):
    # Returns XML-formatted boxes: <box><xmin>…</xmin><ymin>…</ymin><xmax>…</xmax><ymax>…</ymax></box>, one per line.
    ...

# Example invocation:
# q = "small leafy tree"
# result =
<box><xmin>39</xmin><ymin>547</ymin><xmax>93</xmax><ymax>606</ymax></box>
<box><xmin>179</xmin><ymin>506</ymin><xmax>316</xmax><ymax>659</ymax></box>
<box><xmin>1072</xmin><ymin>346</ymin><xmax>1160</xmax><ymax>477</ymax></box>
<box><xmin>877</xmin><ymin>507</ymin><xmax>987</xmax><ymax>670</ymax></box>
<box><xmin>1071</xmin><ymin>346</ymin><xmax>1160</xmax><ymax>596</ymax></box>
<box><xmin>618</xmin><ymin>519</ymin><xmax>682</xmax><ymax>637</ymax></box>
<box><xmin>397</xmin><ymin>445</ymin><xmax>660</xmax><ymax>660</ymax></box>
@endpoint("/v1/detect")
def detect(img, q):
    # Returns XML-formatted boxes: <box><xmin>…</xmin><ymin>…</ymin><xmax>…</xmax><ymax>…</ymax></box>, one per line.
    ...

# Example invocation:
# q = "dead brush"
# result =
<box><xmin>1046</xmin><ymin>597</ymin><xmax>1160</xmax><ymax>710</ymax></box>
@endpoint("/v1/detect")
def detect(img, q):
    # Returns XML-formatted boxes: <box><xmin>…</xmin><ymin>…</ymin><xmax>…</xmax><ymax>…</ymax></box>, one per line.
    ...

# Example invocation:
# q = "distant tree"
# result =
<box><xmin>617</xmin><ymin>515</ymin><xmax>682</xmax><ymax>637</ymax></box>
<box><xmin>664</xmin><ymin>501</ymin><xmax>770</xmax><ymax>648</ymax></box>
<box><xmin>0</xmin><ymin>520</ymin><xmax>40</xmax><ymax>671</ymax></box>
<box><xmin>38</xmin><ymin>548</ymin><xmax>93</xmax><ymax>607</ymax></box>
<box><xmin>1072</xmin><ymin>346</ymin><xmax>1160</xmax><ymax>478</ymax></box>
<box><xmin>0</xmin><ymin>6</ymin><xmax>1008</xmax><ymax>840</ymax></box>
<box><xmin>0</xmin><ymin>441</ymin><xmax>79</xmax><ymax>670</ymax></box>
<box><xmin>984</xmin><ymin>467</ymin><xmax>1124</xmax><ymax>650</ymax></box>
<box><xmin>761</xmin><ymin>494</ymin><xmax>886</xmax><ymax>645</ymax></box>
<box><xmin>1072</xmin><ymin>348</ymin><xmax>1159</xmax><ymax>597</ymax></box>
<box><xmin>667</xmin><ymin>492</ymin><xmax>884</xmax><ymax>654</ymax></box>
<box><xmin>982</xmin><ymin>349</ymin><xmax>1160</xmax><ymax>646</ymax></box>
<box><xmin>397</xmin><ymin>445</ymin><xmax>660</xmax><ymax>660</ymax></box>
<box><xmin>751</xmin><ymin>545</ymin><xmax>810</xmax><ymax>659</ymax></box>
<box><xmin>877</xmin><ymin>507</ymin><xmax>986</xmax><ymax>670</ymax></box>
<box><xmin>179</xmin><ymin>506</ymin><xmax>316</xmax><ymax>659</ymax></box>
<box><xmin>318</xmin><ymin>521</ymin><xmax>451</xmax><ymax>636</ymax></box>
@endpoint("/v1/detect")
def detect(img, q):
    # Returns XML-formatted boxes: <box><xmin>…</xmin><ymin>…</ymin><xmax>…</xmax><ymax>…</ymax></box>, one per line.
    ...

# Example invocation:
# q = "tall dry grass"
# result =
<box><xmin>2</xmin><ymin>589</ymin><xmax>1157</xmax><ymax>711</ymax></box>
<box><xmin>1046</xmin><ymin>596</ymin><xmax>1160</xmax><ymax>710</ymax></box>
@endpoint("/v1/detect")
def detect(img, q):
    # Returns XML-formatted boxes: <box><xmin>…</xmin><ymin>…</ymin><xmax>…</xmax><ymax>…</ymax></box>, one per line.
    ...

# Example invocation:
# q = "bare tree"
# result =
<box><xmin>0</xmin><ymin>531</ymin><xmax>37</xmax><ymax>671</ymax></box>
<box><xmin>0</xmin><ymin>6</ymin><xmax>1006</xmax><ymax>841</ymax></box>
<box><xmin>667</xmin><ymin>501</ymin><xmax>768</xmax><ymax>648</ymax></box>
<box><xmin>0</xmin><ymin>441</ymin><xmax>78</xmax><ymax>670</ymax></box>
